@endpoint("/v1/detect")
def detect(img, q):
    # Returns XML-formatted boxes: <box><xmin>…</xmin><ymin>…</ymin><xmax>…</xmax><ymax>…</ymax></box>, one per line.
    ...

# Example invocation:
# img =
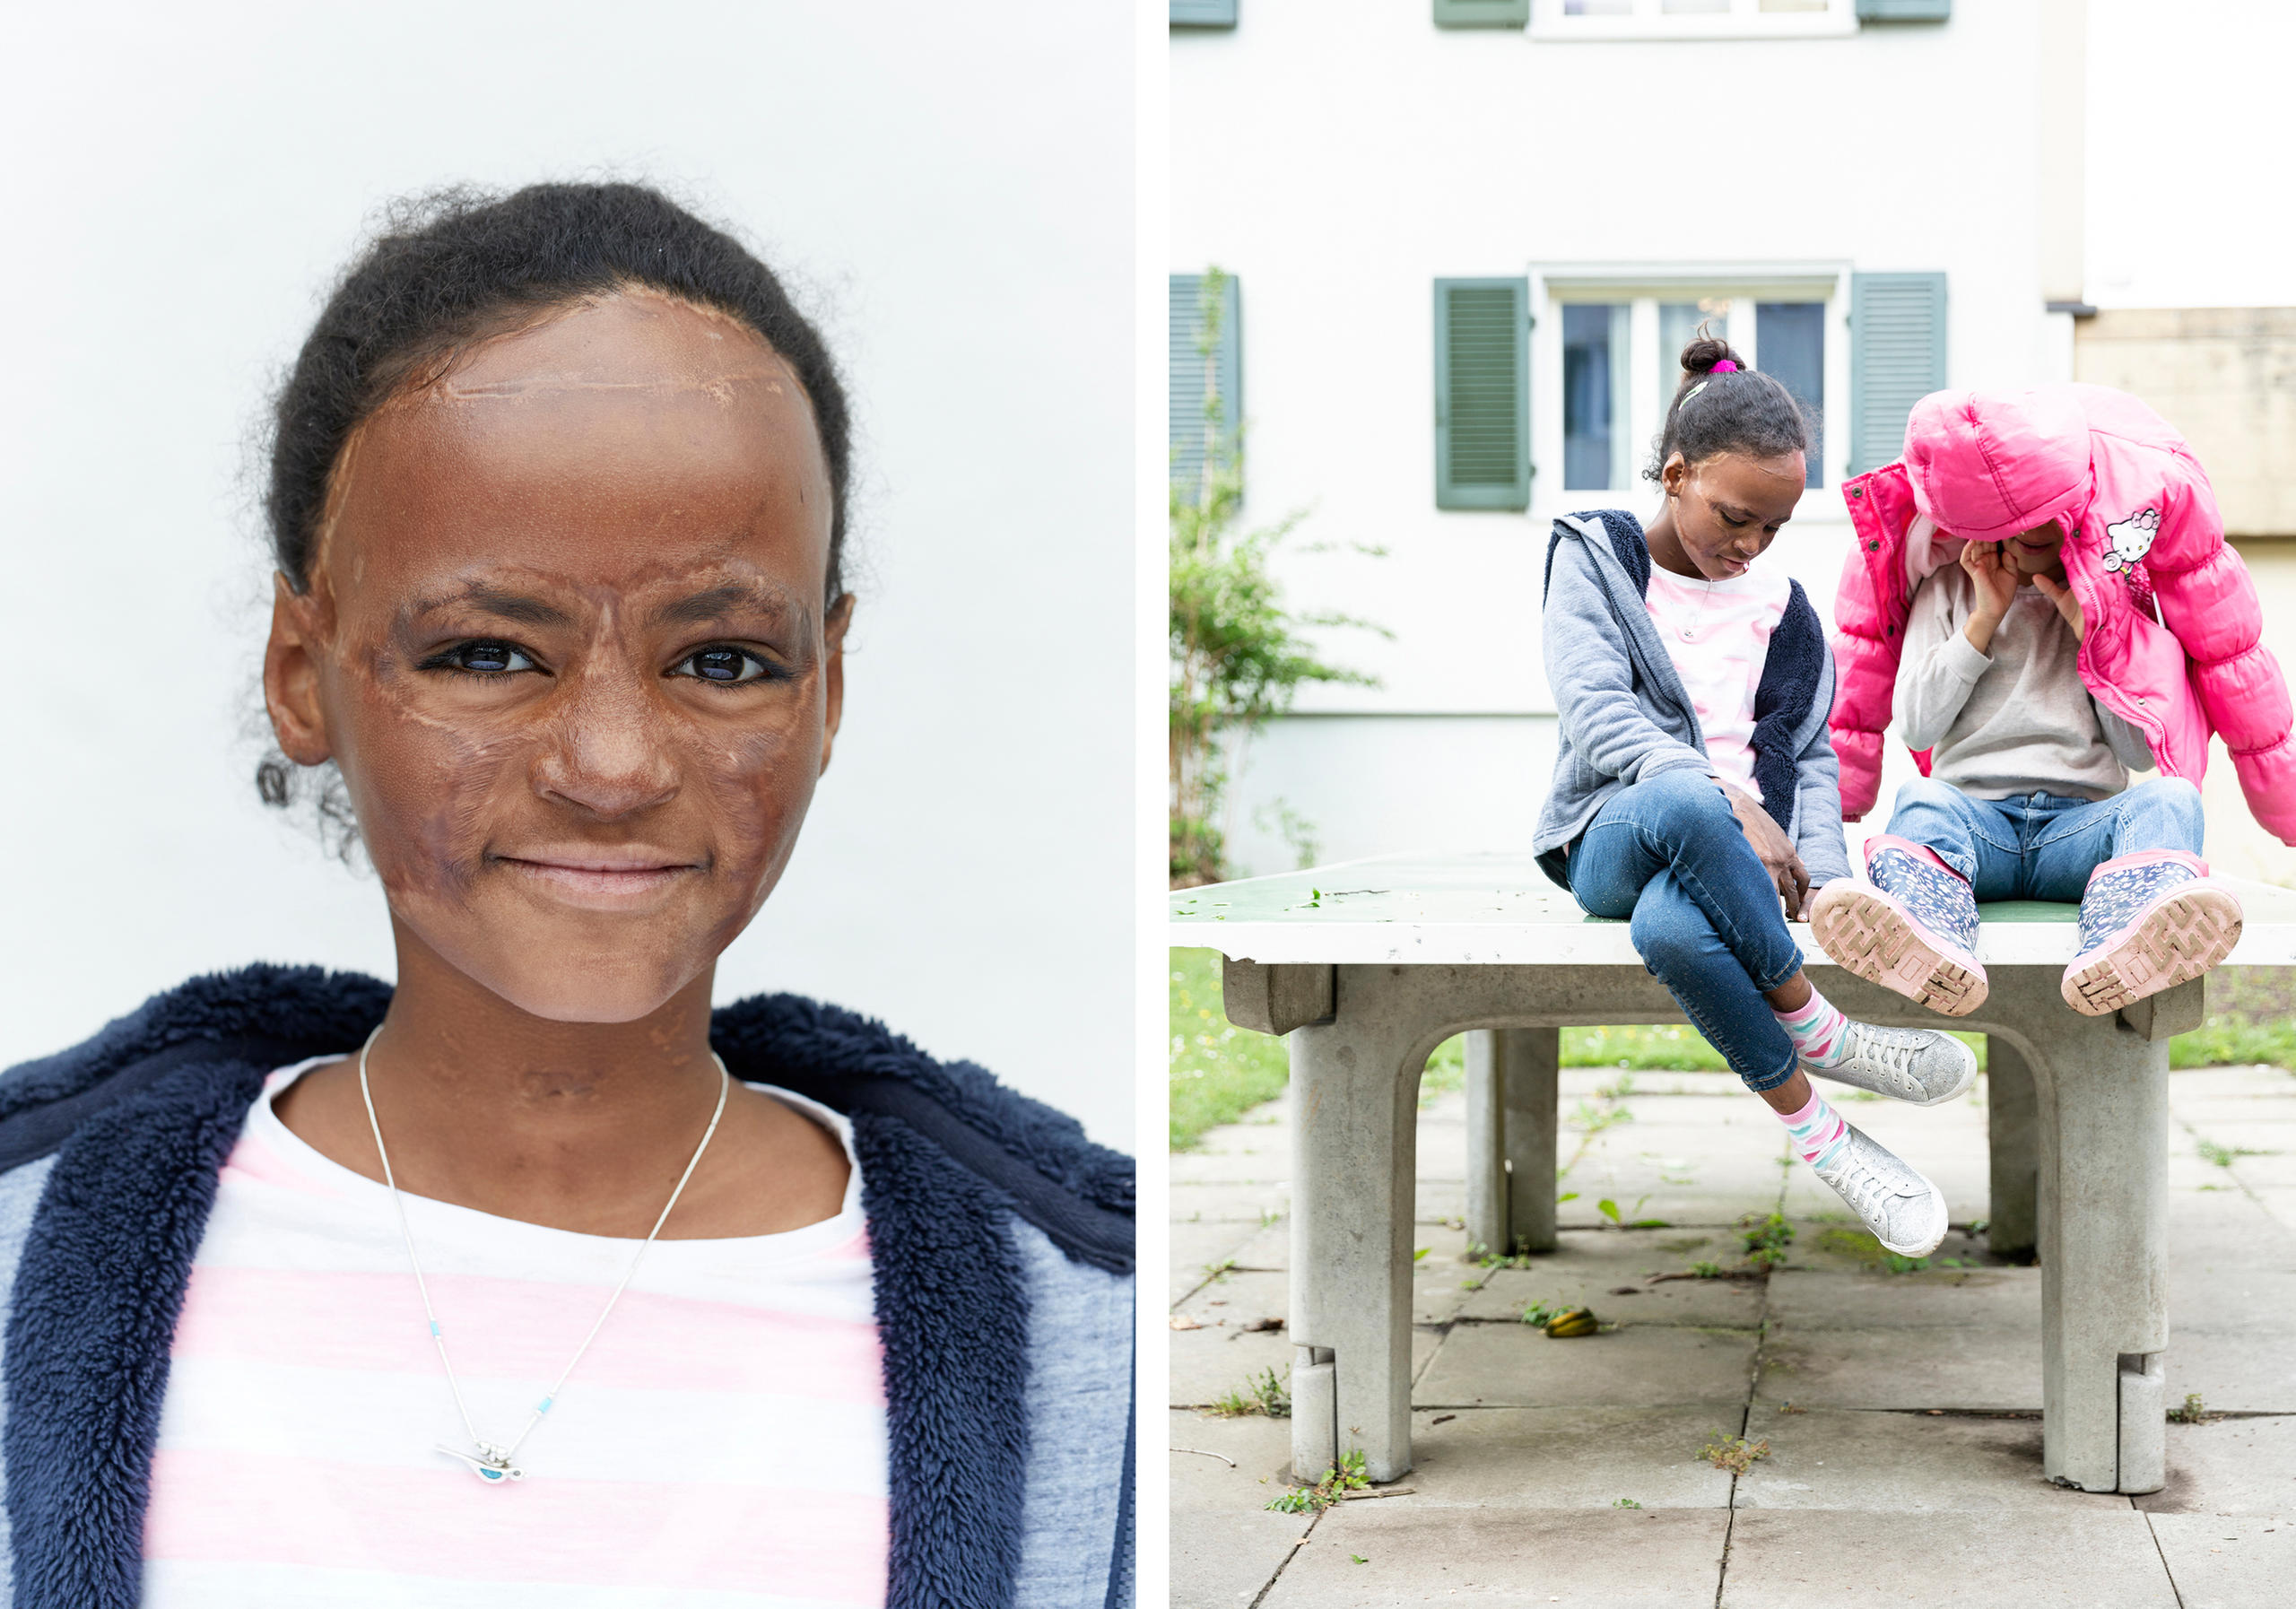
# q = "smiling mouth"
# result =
<box><xmin>493</xmin><ymin>850</ymin><xmax>701</xmax><ymax>907</ymax></box>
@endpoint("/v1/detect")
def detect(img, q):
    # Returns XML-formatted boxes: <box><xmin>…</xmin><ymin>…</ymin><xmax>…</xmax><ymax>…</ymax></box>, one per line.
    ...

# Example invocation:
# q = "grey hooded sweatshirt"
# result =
<box><xmin>1534</xmin><ymin>510</ymin><xmax>1853</xmax><ymax>891</ymax></box>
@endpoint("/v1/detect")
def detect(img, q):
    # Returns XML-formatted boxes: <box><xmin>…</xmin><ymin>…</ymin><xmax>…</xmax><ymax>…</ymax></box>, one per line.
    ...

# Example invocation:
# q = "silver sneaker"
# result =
<box><xmin>1809</xmin><ymin>1021</ymin><xmax>1978</xmax><ymax>1107</ymax></box>
<box><xmin>1810</xmin><ymin>1121</ymin><xmax>1949</xmax><ymax>1257</ymax></box>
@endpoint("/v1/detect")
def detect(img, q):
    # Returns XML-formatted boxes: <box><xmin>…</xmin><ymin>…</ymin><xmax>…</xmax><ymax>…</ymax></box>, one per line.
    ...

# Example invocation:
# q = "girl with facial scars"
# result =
<box><xmin>0</xmin><ymin>184</ymin><xmax>1133</xmax><ymax>1609</ymax></box>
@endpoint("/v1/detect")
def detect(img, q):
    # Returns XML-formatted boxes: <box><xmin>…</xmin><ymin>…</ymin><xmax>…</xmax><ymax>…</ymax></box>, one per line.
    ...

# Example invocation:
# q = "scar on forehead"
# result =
<box><xmin>373</xmin><ymin>283</ymin><xmax>801</xmax><ymax>413</ymax></box>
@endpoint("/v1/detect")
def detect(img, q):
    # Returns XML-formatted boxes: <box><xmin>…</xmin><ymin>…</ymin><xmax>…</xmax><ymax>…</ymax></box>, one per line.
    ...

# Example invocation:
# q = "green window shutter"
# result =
<box><xmin>1849</xmin><ymin>272</ymin><xmax>1946</xmax><ymax>475</ymax></box>
<box><xmin>1433</xmin><ymin>0</ymin><xmax>1528</xmax><ymax>25</ymax></box>
<box><xmin>1858</xmin><ymin>0</ymin><xmax>1950</xmax><ymax>20</ymax></box>
<box><xmin>1170</xmin><ymin>0</ymin><xmax>1237</xmax><ymax>26</ymax></box>
<box><xmin>1170</xmin><ymin>273</ymin><xmax>1242</xmax><ymax>499</ymax></box>
<box><xmin>1434</xmin><ymin>277</ymin><xmax>1529</xmax><ymax>511</ymax></box>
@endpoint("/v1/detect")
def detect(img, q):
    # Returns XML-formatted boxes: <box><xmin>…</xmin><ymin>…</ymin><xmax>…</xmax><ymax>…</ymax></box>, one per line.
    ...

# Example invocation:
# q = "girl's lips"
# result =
<box><xmin>495</xmin><ymin>854</ymin><xmax>699</xmax><ymax>909</ymax></box>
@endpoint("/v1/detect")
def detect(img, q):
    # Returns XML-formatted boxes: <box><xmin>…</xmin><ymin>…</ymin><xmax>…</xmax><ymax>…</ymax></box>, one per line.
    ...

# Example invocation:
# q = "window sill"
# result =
<box><xmin>1528</xmin><ymin>16</ymin><xmax>1857</xmax><ymax>41</ymax></box>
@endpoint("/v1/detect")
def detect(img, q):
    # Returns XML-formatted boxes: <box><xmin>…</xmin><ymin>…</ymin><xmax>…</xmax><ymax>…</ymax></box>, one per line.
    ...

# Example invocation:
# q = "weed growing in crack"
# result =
<box><xmin>1206</xmin><ymin>1367</ymin><xmax>1291</xmax><ymax>1419</ymax></box>
<box><xmin>1265</xmin><ymin>1448</ymin><xmax>1369</xmax><ymax>1512</ymax></box>
<box><xmin>1699</xmin><ymin>1432</ymin><xmax>1771</xmax><ymax>1475</ymax></box>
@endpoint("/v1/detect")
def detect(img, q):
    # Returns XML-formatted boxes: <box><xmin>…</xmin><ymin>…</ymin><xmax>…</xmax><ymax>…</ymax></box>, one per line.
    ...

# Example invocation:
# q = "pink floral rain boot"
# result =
<box><xmin>1810</xmin><ymin>835</ymin><xmax>1988</xmax><ymax>1017</ymax></box>
<box><xmin>2062</xmin><ymin>850</ymin><xmax>2243</xmax><ymax>1015</ymax></box>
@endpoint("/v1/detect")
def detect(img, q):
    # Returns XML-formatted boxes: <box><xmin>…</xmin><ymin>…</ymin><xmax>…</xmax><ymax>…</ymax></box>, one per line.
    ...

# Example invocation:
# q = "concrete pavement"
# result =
<box><xmin>1170</xmin><ymin>1062</ymin><xmax>2296</xmax><ymax>1606</ymax></box>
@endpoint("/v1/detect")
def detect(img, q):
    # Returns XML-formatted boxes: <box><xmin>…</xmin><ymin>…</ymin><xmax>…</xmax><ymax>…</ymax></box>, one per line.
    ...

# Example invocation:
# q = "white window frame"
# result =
<box><xmin>1529</xmin><ymin>263</ymin><xmax>1851</xmax><ymax>522</ymax></box>
<box><xmin>1529</xmin><ymin>0</ymin><xmax>1856</xmax><ymax>42</ymax></box>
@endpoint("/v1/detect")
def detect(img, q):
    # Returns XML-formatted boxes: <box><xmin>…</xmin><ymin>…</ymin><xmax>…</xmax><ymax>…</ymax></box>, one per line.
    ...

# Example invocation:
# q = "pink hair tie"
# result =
<box><xmin>1711</xmin><ymin>360</ymin><xmax>1740</xmax><ymax>374</ymax></box>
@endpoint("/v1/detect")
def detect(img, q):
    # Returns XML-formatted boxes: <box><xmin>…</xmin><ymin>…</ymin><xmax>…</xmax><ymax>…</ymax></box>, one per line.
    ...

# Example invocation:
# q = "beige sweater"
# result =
<box><xmin>1894</xmin><ymin>564</ymin><xmax>2154</xmax><ymax>802</ymax></box>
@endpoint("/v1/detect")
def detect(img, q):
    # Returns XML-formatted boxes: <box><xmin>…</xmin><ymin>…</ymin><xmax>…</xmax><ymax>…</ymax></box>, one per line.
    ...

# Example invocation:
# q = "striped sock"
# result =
<box><xmin>1775</xmin><ymin>989</ymin><xmax>1849</xmax><ymax>1067</ymax></box>
<box><xmin>1779</xmin><ymin>1089</ymin><xmax>1850</xmax><ymax>1170</ymax></box>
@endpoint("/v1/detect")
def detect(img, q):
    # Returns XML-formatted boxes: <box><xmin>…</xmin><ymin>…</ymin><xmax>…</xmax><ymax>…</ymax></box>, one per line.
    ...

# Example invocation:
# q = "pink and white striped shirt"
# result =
<box><xmin>142</xmin><ymin>1058</ymin><xmax>889</xmax><ymax>1609</ymax></box>
<box><xmin>1643</xmin><ymin>561</ymin><xmax>1794</xmax><ymax>800</ymax></box>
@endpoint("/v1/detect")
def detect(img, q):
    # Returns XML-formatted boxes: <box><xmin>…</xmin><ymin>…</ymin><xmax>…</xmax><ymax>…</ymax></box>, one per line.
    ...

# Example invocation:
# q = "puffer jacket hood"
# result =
<box><xmin>1830</xmin><ymin>384</ymin><xmax>2296</xmax><ymax>845</ymax></box>
<box><xmin>1903</xmin><ymin>387</ymin><xmax>2092</xmax><ymax>542</ymax></box>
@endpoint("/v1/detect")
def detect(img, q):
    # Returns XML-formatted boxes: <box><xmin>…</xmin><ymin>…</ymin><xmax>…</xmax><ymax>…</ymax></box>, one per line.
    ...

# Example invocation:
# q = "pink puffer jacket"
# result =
<box><xmin>1831</xmin><ymin>383</ymin><xmax>2296</xmax><ymax>844</ymax></box>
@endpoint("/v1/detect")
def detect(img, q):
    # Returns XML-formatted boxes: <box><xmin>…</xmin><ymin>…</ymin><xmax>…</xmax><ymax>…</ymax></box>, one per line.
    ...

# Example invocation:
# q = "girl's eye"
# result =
<box><xmin>674</xmin><ymin>647</ymin><xmax>774</xmax><ymax>684</ymax></box>
<box><xmin>430</xmin><ymin>640</ymin><xmax>536</xmax><ymax>675</ymax></box>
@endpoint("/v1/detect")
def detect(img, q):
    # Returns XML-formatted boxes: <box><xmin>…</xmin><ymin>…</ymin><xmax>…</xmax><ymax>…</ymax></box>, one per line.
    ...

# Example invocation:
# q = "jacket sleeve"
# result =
<box><xmin>1829</xmin><ymin>544</ymin><xmax>1897</xmax><ymax>822</ymax></box>
<box><xmin>1544</xmin><ymin>543</ymin><xmax>1717</xmax><ymax>787</ymax></box>
<box><xmin>2145</xmin><ymin>466</ymin><xmax>2296</xmax><ymax>842</ymax></box>
<box><xmin>1794</xmin><ymin>651</ymin><xmax>1854</xmax><ymax>888</ymax></box>
<box><xmin>1893</xmin><ymin>570</ymin><xmax>1988</xmax><ymax>752</ymax></box>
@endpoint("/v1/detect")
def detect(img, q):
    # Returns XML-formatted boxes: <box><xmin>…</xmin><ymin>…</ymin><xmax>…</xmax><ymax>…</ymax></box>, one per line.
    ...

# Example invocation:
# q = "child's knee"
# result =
<box><xmin>1631</xmin><ymin>896</ymin><xmax>1716</xmax><ymax>979</ymax></box>
<box><xmin>1641</xmin><ymin>768</ymin><xmax>1735</xmax><ymax>838</ymax></box>
<box><xmin>2143</xmin><ymin>775</ymin><xmax>2205</xmax><ymax>838</ymax></box>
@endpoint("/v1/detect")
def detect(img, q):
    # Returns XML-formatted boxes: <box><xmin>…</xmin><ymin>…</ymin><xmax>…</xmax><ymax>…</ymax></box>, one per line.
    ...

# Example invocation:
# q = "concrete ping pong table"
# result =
<box><xmin>1170</xmin><ymin>852</ymin><xmax>2296</xmax><ymax>1496</ymax></box>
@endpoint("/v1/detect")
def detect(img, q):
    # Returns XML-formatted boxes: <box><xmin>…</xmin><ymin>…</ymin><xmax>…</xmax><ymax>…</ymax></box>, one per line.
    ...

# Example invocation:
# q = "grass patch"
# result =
<box><xmin>1170</xmin><ymin>949</ymin><xmax>1292</xmax><ymax>1149</ymax></box>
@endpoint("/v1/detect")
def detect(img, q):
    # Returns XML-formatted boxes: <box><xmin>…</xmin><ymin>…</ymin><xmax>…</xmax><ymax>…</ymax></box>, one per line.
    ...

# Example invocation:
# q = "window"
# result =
<box><xmin>1532</xmin><ymin>0</ymin><xmax>1855</xmax><ymax>39</ymax></box>
<box><xmin>1542</xmin><ymin>279</ymin><xmax>1840</xmax><ymax>499</ymax></box>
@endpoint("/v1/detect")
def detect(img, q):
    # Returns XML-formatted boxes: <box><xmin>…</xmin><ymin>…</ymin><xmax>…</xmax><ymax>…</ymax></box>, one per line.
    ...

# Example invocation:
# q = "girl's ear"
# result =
<box><xmin>263</xmin><ymin>572</ymin><xmax>335</xmax><ymax>767</ymax></box>
<box><xmin>1659</xmin><ymin>452</ymin><xmax>1687</xmax><ymax>499</ymax></box>
<box><xmin>816</xmin><ymin>592</ymin><xmax>856</xmax><ymax>775</ymax></box>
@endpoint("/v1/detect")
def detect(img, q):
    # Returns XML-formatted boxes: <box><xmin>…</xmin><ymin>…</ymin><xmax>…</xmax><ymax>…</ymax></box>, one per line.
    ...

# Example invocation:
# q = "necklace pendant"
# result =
<box><xmin>437</xmin><ymin>1442</ymin><xmax>524</xmax><ymax>1484</ymax></box>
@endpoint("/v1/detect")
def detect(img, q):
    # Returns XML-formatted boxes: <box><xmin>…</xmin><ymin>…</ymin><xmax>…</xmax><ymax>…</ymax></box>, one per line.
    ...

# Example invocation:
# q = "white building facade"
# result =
<box><xmin>1173</xmin><ymin>0</ymin><xmax>2296</xmax><ymax>884</ymax></box>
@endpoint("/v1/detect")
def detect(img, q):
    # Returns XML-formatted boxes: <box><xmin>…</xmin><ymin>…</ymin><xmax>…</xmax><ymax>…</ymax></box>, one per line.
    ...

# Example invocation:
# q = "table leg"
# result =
<box><xmin>1986</xmin><ymin>1035</ymin><xmax>2039</xmax><ymax>1263</ymax></box>
<box><xmin>1465</xmin><ymin>1031</ymin><xmax>1506</xmax><ymax>1260</ymax></box>
<box><xmin>2011</xmin><ymin>970</ymin><xmax>2176</xmax><ymax>1493</ymax></box>
<box><xmin>1285</xmin><ymin>990</ymin><xmax>1431</xmax><ymax>1483</ymax></box>
<box><xmin>1503</xmin><ymin>1028</ymin><xmax>1560</xmax><ymax>1255</ymax></box>
<box><xmin>1464</xmin><ymin>1028</ymin><xmax>1560</xmax><ymax>1257</ymax></box>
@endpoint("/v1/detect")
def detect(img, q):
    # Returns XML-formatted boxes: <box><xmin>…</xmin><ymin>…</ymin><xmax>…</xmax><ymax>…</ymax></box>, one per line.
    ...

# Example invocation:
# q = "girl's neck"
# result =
<box><xmin>1643</xmin><ymin>501</ymin><xmax>1706</xmax><ymax>579</ymax></box>
<box><xmin>271</xmin><ymin>919</ymin><xmax>850</xmax><ymax>1238</ymax></box>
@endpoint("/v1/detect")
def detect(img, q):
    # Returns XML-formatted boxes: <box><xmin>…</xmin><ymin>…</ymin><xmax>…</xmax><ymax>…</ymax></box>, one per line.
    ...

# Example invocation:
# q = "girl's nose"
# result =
<box><xmin>531</xmin><ymin>672</ymin><xmax>680</xmax><ymax>821</ymax></box>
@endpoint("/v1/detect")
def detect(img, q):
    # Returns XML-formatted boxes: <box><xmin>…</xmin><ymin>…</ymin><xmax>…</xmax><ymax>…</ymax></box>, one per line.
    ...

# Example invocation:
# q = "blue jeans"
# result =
<box><xmin>1883</xmin><ymin>776</ymin><xmax>2205</xmax><ymax>900</ymax></box>
<box><xmin>1567</xmin><ymin>770</ymin><xmax>1806</xmax><ymax>1093</ymax></box>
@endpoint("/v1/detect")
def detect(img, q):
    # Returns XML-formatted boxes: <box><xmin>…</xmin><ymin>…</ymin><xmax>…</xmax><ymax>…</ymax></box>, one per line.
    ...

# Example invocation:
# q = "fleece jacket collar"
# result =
<box><xmin>1</xmin><ymin>964</ymin><xmax>1128</xmax><ymax>1609</ymax></box>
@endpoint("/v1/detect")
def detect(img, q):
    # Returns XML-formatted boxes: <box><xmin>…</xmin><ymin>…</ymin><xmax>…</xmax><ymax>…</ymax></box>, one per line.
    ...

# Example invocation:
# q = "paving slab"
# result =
<box><xmin>1399</xmin><ymin>1405</ymin><xmax>1737</xmax><ymax>1508</ymax></box>
<box><xmin>1172</xmin><ymin>1270</ymin><xmax>1294</xmax><ymax>1408</ymax></box>
<box><xmin>1172</xmin><ymin>1180</ymin><xmax>1292</xmax><ymax>1224</ymax></box>
<box><xmin>1763</xmin><ymin>1263</ymin><xmax>2039</xmax><ymax>1331</ymax></box>
<box><xmin>2161</xmin><ymin>1328</ymin><xmax>2296</xmax><ymax>1414</ymax></box>
<box><xmin>1170</xmin><ymin>1505</ymin><xmax>1312</xmax><ymax>1607</ymax></box>
<box><xmin>1173</xmin><ymin>1219</ymin><xmax>1265</xmax><ymax>1306</ymax></box>
<box><xmin>1414</xmin><ymin>1320</ymin><xmax>1758</xmax><ymax>1409</ymax></box>
<box><xmin>1456</xmin><ymin>1230</ymin><xmax>1764</xmax><ymax>1327</ymax></box>
<box><xmin>1718</xmin><ymin>1509</ymin><xmax>2179</xmax><ymax>1606</ymax></box>
<box><xmin>2135</xmin><ymin>1415</ymin><xmax>2296</xmax><ymax>1515</ymax></box>
<box><xmin>1756</xmin><ymin>1321</ymin><xmax>2041</xmax><ymax>1411</ymax></box>
<box><xmin>2145</xmin><ymin>1512</ymin><xmax>2296</xmax><ymax>1609</ymax></box>
<box><xmin>1168</xmin><ymin>1408</ymin><xmax>1297</xmax><ymax>1506</ymax></box>
<box><xmin>1735</xmin><ymin>1406</ymin><xmax>2123</xmax><ymax>1511</ymax></box>
<box><xmin>1173</xmin><ymin>1145</ymin><xmax>1294</xmax><ymax>1186</ymax></box>
<box><xmin>1262</xmin><ymin>1505</ymin><xmax>1730</xmax><ymax>1609</ymax></box>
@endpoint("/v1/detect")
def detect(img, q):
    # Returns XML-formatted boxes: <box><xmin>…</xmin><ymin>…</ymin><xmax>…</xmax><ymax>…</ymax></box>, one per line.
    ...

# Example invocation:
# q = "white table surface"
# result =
<box><xmin>1169</xmin><ymin>852</ymin><xmax>2296</xmax><ymax>969</ymax></box>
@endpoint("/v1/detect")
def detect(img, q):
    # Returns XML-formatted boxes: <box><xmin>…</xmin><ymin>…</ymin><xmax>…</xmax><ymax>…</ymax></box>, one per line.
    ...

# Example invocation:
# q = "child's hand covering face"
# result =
<box><xmin>262</xmin><ymin>290</ymin><xmax>847</xmax><ymax>1025</ymax></box>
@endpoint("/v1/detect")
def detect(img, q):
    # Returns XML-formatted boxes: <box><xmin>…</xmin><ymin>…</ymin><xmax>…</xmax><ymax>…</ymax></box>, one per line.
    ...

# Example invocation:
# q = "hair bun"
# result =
<box><xmin>1679</xmin><ymin>334</ymin><xmax>1745</xmax><ymax>377</ymax></box>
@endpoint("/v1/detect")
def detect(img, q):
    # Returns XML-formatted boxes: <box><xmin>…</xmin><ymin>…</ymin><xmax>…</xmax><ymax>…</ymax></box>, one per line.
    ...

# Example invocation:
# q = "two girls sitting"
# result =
<box><xmin>1538</xmin><ymin>345</ymin><xmax>2290</xmax><ymax>1263</ymax></box>
<box><xmin>1815</xmin><ymin>384</ymin><xmax>2290</xmax><ymax>1018</ymax></box>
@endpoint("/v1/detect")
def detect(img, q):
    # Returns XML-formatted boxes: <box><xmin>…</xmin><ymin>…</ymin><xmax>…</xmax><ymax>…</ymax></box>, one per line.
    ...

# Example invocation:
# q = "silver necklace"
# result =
<box><xmin>356</xmin><ymin>1025</ymin><xmax>731</xmax><ymax>1485</ymax></box>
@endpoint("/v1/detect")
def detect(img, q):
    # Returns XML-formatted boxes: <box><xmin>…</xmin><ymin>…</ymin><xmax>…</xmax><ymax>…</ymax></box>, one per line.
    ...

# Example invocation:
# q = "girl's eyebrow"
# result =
<box><xmin>410</xmin><ymin>584</ymin><xmax>574</xmax><ymax>628</ymax></box>
<box><xmin>654</xmin><ymin>582</ymin><xmax>798</xmax><ymax>627</ymax></box>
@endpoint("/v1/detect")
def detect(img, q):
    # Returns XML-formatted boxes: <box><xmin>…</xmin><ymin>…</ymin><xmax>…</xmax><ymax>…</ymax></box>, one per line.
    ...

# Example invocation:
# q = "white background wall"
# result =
<box><xmin>1175</xmin><ymin>0</ymin><xmax>2296</xmax><ymax>881</ymax></box>
<box><xmin>0</xmin><ymin>2</ymin><xmax>1136</xmax><ymax>1145</ymax></box>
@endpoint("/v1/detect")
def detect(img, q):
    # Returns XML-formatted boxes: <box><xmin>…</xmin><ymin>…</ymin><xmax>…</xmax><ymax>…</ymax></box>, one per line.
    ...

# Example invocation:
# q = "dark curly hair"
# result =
<box><xmin>1642</xmin><ymin>331</ymin><xmax>1812</xmax><ymax>483</ymax></box>
<box><xmin>257</xmin><ymin>181</ymin><xmax>850</xmax><ymax>842</ymax></box>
